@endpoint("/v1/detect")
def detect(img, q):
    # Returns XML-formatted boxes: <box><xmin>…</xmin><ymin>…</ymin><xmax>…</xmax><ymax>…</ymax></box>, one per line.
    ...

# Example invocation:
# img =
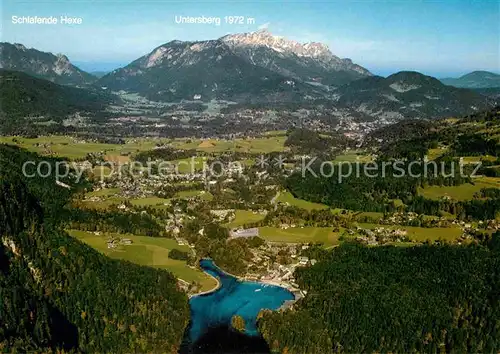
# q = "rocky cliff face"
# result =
<box><xmin>221</xmin><ymin>30</ymin><xmax>371</xmax><ymax>85</ymax></box>
<box><xmin>97</xmin><ymin>36</ymin><xmax>328</xmax><ymax>102</ymax></box>
<box><xmin>96</xmin><ymin>30</ymin><xmax>372</xmax><ymax>102</ymax></box>
<box><xmin>0</xmin><ymin>42</ymin><xmax>95</xmax><ymax>86</ymax></box>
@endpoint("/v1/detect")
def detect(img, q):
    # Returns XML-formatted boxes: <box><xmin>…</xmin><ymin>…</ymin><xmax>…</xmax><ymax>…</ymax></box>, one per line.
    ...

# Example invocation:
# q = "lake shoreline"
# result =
<box><xmin>188</xmin><ymin>266</ymin><xmax>221</xmax><ymax>298</ymax></box>
<box><xmin>186</xmin><ymin>258</ymin><xmax>296</xmax><ymax>344</ymax></box>
<box><xmin>190</xmin><ymin>258</ymin><xmax>300</xmax><ymax>302</ymax></box>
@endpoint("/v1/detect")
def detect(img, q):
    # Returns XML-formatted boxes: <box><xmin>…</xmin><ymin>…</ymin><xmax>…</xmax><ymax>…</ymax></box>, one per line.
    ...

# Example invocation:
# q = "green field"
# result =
<box><xmin>175</xmin><ymin>190</ymin><xmax>213</xmax><ymax>201</ymax></box>
<box><xmin>68</xmin><ymin>230</ymin><xmax>216</xmax><ymax>291</ymax></box>
<box><xmin>225</xmin><ymin>210</ymin><xmax>266</xmax><ymax>228</ymax></box>
<box><xmin>277</xmin><ymin>191</ymin><xmax>329</xmax><ymax>211</ymax></box>
<box><xmin>171</xmin><ymin>157</ymin><xmax>206</xmax><ymax>173</ymax></box>
<box><xmin>239</xmin><ymin>158</ymin><xmax>255</xmax><ymax>167</ymax></box>
<box><xmin>81</xmin><ymin>196</ymin><xmax>126</xmax><ymax>209</ymax></box>
<box><xmin>475</xmin><ymin>176</ymin><xmax>500</xmax><ymax>188</ymax></box>
<box><xmin>418</xmin><ymin>182</ymin><xmax>494</xmax><ymax>201</ymax></box>
<box><xmin>119</xmin><ymin>138</ymin><xmax>171</xmax><ymax>155</ymax></box>
<box><xmin>358</xmin><ymin>224</ymin><xmax>463</xmax><ymax>242</ymax></box>
<box><xmin>86</xmin><ymin>188</ymin><xmax>121</xmax><ymax>198</ymax></box>
<box><xmin>333</xmin><ymin>150</ymin><xmax>373</xmax><ymax>163</ymax></box>
<box><xmin>0</xmin><ymin>136</ymin><xmax>171</xmax><ymax>160</ymax></box>
<box><xmin>356</xmin><ymin>211</ymin><xmax>385</xmax><ymax>221</ymax></box>
<box><xmin>1</xmin><ymin>135</ymin><xmax>286</xmax><ymax>160</ymax></box>
<box><xmin>92</xmin><ymin>166</ymin><xmax>113</xmax><ymax>179</ymax></box>
<box><xmin>259</xmin><ymin>226</ymin><xmax>340</xmax><ymax>246</ymax></box>
<box><xmin>83</xmin><ymin>190</ymin><xmax>172</xmax><ymax>209</ymax></box>
<box><xmin>130</xmin><ymin>196</ymin><xmax>171</xmax><ymax>207</ymax></box>
<box><xmin>0</xmin><ymin>136</ymin><xmax>120</xmax><ymax>159</ymax></box>
<box><xmin>461</xmin><ymin>155</ymin><xmax>497</xmax><ymax>164</ymax></box>
<box><xmin>427</xmin><ymin>147</ymin><xmax>448</xmax><ymax>160</ymax></box>
<box><xmin>263</xmin><ymin>130</ymin><xmax>287</xmax><ymax>136</ymax></box>
<box><xmin>171</xmin><ymin>136</ymin><xmax>286</xmax><ymax>154</ymax></box>
<box><xmin>81</xmin><ymin>188</ymin><xmax>124</xmax><ymax>209</ymax></box>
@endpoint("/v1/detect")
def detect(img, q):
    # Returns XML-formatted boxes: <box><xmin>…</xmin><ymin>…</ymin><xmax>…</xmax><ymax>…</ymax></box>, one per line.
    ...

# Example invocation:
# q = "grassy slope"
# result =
<box><xmin>277</xmin><ymin>191</ymin><xmax>329</xmax><ymax>211</ymax></box>
<box><xmin>418</xmin><ymin>181</ymin><xmax>497</xmax><ymax>201</ymax></box>
<box><xmin>357</xmin><ymin>223</ymin><xmax>463</xmax><ymax>242</ymax></box>
<box><xmin>68</xmin><ymin>230</ymin><xmax>217</xmax><ymax>291</ymax></box>
<box><xmin>259</xmin><ymin>226</ymin><xmax>341</xmax><ymax>246</ymax></box>
<box><xmin>0</xmin><ymin>136</ymin><xmax>170</xmax><ymax>160</ymax></box>
<box><xmin>225</xmin><ymin>210</ymin><xmax>267</xmax><ymax>228</ymax></box>
<box><xmin>171</xmin><ymin>136</ymin><xmax>286</xmax><ymax>154</ymax></box>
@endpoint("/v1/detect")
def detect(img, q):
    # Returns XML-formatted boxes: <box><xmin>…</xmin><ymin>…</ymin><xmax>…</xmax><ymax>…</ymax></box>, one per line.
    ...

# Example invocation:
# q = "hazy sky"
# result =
<box><xmin>2</xmin><ymin>0</ymin><xmax>499</xmax><ymax>77</ymax></box>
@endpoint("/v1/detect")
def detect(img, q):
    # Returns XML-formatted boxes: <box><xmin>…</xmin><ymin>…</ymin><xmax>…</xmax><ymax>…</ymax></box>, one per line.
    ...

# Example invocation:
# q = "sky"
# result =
<box><xmin>2</xmin><ymin>0</ymin><xmax>499</xmax><ymax>77</ymax></box>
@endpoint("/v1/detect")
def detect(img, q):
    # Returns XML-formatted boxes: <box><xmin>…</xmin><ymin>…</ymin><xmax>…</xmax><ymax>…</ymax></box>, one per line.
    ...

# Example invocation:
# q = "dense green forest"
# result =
<box><xmin>258</xmin><ymin>240</ymin><xmax>500</xmax><ymax>353</ymax></box>
<box><xmin>286</xmin><ymin>108</ymin><xmax>500</xmax><ymax>220</ymax></box>
<box><xmin>284</xmin><ymin>160</ymin><xmax>500</xmax><ymax>219</ymax></box>
<box><xmin>0</xmin><ymin>145</ymin><xmax>190</xmax><ymax>352</ymax></box>
<box><xmin>284</xmin><ymin>128</ymin><xmax>350</xmax><ymax>156</ymax></box>
<box><xmin>179</xmin><ymin>216</ymin><xmax>259</xmax><ymax>275</ymax></box>
<box><xmin>67</xmin><ymin>206</ymin><xmax>165</xmax><ymax>236</ymax></box>
<box><xmin>369</xmin><ymin>106</ymin><xmax>500</xmax><ymax>157</ymax></box>
<box><xmin>0</xmin><ymin>70</ymin><xmax>115</xmax><ymax>133</ymax></box>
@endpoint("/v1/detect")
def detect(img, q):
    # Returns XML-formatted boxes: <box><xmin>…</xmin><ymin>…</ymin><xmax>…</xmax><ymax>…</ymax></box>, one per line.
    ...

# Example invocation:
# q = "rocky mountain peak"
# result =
<box><xmin>221</xmin><ymin>30</ymin><xmax>331</xmax><ymax>58</ymax></box>
<box><xmin>54</xmin><ymin>54</ymin><xmax>72</xmax><ymax>74</ymax></box>
<box><xmin>13</xmin><ymin>43</ymin><xmax>27</xmax><ymax>51</ymax></box>
<box><xmin>0</xmin><ymin>42</ymin><xmax>95</xmax><ymax>85</ymax></box>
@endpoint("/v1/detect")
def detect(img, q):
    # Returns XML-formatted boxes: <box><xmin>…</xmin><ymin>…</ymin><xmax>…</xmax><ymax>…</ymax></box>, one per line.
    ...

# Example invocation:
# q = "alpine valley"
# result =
<box><xmin>1</xmin><ymin>27</ymin><xmax>500</xmax><ymax>354</ymax></box>
<box><xmin>1</xmin><ymin>30</ymin><xmax>498</xmax><ymax>138</ymax></box>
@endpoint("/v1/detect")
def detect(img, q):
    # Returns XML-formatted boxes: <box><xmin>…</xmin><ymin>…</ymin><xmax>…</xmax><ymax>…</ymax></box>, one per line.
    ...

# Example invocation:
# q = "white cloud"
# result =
<box><xmin>258</xmin><ymin>22</ymin><xmax>270</xmax><ymax>30</ymax></box>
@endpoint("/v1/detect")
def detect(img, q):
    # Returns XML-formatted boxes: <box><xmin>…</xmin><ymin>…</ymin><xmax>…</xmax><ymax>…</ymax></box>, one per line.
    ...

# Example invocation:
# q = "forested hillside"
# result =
<box><xmin>286</xmin><ymin>107</ymin><xmax>500</xmax><ymax>219</ymax></box>
<box><xmin>367</xmin><ymin>107</ymin><xmax>500</xmax><ymax>155</ymax></box>
<box><xmin>258</xmin><ymin>241</ymin><xmax>500</xmax><ymax>353</ymax></box>
<box><xmin>0</xmin><ymin>145</ymin><xmax>190</xmax><ymax>352</ymax></box>
<box><xmin>0</xmin><ymin>70</ymin><xmax>114</xmax><ymax>131</ymax></box>
<box><xmin>284</xmin><ymin>129</ymin><xmax>350</xmax><ymax>156</ymax></box>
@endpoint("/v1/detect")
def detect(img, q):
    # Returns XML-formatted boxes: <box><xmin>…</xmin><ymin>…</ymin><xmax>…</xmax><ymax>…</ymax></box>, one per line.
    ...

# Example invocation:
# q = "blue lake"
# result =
<box><xmin>188</xmin><ymin>259</ymin><xmax>295</xmax><ymax>343</ymax></box>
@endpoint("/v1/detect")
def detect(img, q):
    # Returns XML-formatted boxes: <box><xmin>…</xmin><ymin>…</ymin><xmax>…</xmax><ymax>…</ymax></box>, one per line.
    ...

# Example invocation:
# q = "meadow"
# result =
<box><xmin>0</xmin><ymin>134</ymin><xmax>287</xmax><ymax>163</ymax></box>
<box><xmin>224</xmin><ymin>210</ymin><xmax>267</xmax><ymax>228</ymax></box>
<box><xmin>258</xmin><ymin>226</ymin><xmax>341</xmax><ymax>246</ymax></box>
<box><xmin>418</xmin><ymin>181</ymin><xmax>496</xmax><ymax>201</ymax></box>
<box><xmin>170</xmin><ymin>156</ymin><xmax>206</xmax><ymax>173</ymax></box>
<box><xmin>130</xmin><ymin>196</ymin><xmax>171</xmax><ymax>207</ymax></box>
<box><xmin>82</xmin><ymin>189</ymin><xmax>171</xmax><ymax>209</ymax></box>
<box><xmin>68</xmin><ymin>230</ymin><xmax>217</xmax><ymax>291</ymax></box>
<box><xmin>357</xmin><ymin>223</ymin><xmax>463</xmax><ymax>242</ymax></box>
<box><xmin>0</xmin><ymin>136</ymin><xmax>170</xmax><ymax>160</ymax></box>
<box><xmin>175</xmin><ymin>189</ymin><xmax>213</xmax><ymax>201</ymax></box>
<box><xmin>277</xmin><ymin>191</ymin><xmax>329</xmax><ymax>211</ymax></box>
<box><xmin>170</xmin><ymin>136</ymin><xmax>287</xmax><ymax>154</ymax></box>
<box><xmin>333</xmin><ymin>149</ymin><xmax>373</xmax><ymax>163</ymax></box>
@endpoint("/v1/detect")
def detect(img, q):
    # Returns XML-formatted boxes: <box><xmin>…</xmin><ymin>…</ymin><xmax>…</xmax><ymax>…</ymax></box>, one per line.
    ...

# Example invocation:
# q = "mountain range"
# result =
<box><xmin>441</xmin><ymin>71</ymin><xmax>500</xmax><ymax>89</ymax></box>
<box><xmin>220</xmin><ymin>30</ymin><xmax>371</xmax><ymax>85</ymax></box>
<box><xmin>97</xmin><ymin>38</ymin><xmax>324</xmax><ymax>103</ymax></box>
<box><xmin>0</xmin><ymin>42</ymin><xmax>95</xmax><ymax>86</ymax></box>
<box><xmin>97</xmin><ymin>30</ymin><xmax>370</xmax><ymax>102</ymax></box>
<box><xmin>0</xmin><ymin>31</ymin><xmax>497</xmax><ymax>121</ymax></box>
<box><xmin>333</xmin><ymin>71</ymin><xmax>495</xmax><ymax>120</ymax></box>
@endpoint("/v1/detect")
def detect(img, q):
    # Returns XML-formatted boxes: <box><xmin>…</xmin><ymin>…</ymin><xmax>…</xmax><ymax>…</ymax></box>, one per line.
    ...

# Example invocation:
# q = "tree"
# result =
<box><xmin>231</xmin><ymin>315</ymin><xmax>246</xmax><ymax>333</ymax></box>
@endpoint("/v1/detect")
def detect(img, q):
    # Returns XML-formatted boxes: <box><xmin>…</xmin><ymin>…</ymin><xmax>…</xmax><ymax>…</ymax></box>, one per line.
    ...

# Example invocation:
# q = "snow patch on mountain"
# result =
<box><xmin>390</xmin><ymin>82</ymin><xmax>421</xmax><ymax>92</ymax></box>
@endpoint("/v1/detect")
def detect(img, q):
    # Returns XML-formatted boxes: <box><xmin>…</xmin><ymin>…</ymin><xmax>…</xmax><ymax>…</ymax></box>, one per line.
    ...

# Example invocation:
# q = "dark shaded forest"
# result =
<box><xmin>0</xmin><ymin>70</ymin><xmax>115</xmax><ymax>133</ymax></box>
<box><xmin>285</xmin><ymin>159</ymin><xmax>500</xmax><ymax>219</ymax></box>
<box><xmin>258</xmin><ymin>240</ymin><xmax>500</xmax><ymax>353</ymax></box>
<box><xmin>0</xmin><ymin>145</ymin><xmax>190</xmax><ymax>352</ymax></box>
